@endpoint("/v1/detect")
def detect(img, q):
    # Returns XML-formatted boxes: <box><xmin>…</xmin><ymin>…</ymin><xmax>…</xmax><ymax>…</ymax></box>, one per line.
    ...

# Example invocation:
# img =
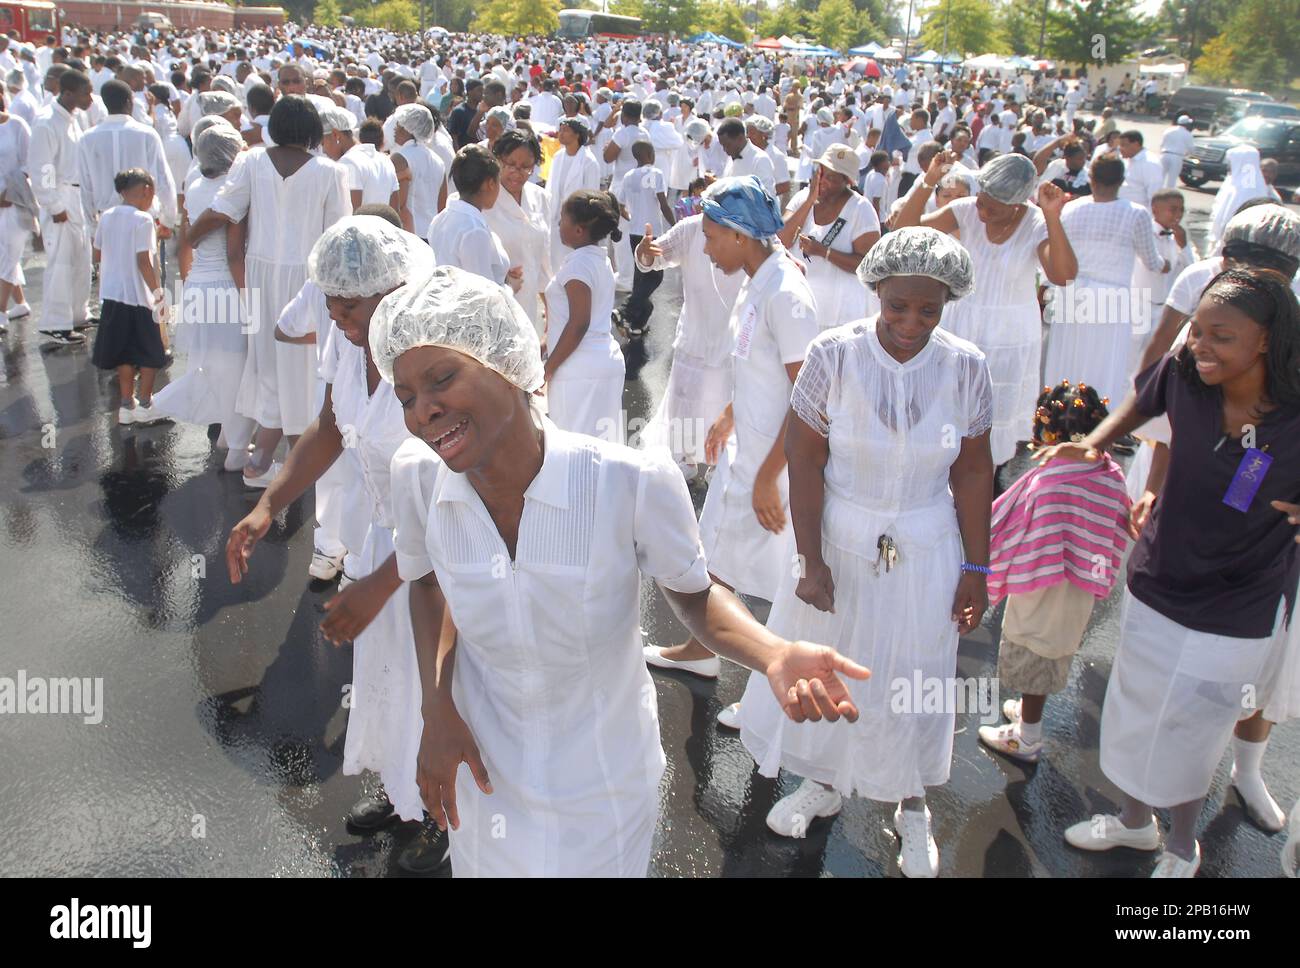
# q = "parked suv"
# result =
<box><xmin>1165</xmin><ymin>86</ymin><xmax>1272</xmax><ymax>129</ymax></box>
<box><xmin>1211</xmin><ymin>98</ymin><xmax>1300</xmax><ymax>135</ymax></box>
<box><xmin>1182</xmin><ymin>116</ymin><xmax>1300</xmax><ymax>194</ymax></box>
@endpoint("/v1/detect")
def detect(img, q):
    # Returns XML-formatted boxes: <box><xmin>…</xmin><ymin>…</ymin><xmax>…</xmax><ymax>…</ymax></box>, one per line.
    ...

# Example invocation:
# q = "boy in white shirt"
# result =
<box><xmin>617</xmin><ymin>140</ymin><xmax>675</xmax><ymax>337</ymax></box>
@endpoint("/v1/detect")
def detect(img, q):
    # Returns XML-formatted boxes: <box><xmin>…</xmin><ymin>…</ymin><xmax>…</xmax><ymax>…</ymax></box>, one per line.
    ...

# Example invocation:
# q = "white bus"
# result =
<box><xmin>556</xmin><ymin>9</ymin><xmax>647</xmax><ymax>40</ymax></box>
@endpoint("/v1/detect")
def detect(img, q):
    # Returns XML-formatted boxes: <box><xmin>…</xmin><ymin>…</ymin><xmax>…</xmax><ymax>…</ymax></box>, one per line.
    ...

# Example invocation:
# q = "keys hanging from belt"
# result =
<box><xmin>874</xmin><ymin>534</ymin><xmax>899</xmax><ymax>575</ymax></box>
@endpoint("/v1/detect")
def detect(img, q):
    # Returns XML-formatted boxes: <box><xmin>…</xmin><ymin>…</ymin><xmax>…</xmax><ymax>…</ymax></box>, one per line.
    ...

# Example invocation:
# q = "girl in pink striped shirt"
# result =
<box><xmin>979</xmin><ymin>381</ymin><xmax>1132</xmax><ymax>762</ymax></box>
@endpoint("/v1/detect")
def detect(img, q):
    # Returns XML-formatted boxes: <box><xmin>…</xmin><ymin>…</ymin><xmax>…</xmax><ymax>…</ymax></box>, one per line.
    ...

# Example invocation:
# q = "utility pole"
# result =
<box><xmin>941</xmin><ymin>0</ymin><xmax>951</xmax><ymax>58</ymax></box>
<box><xmin>1038</xmin><ymin>0</ymin><xmax>1049</xmax><ymax>59</ymax></box>
<box><xmin>903</xmin><ymin>0</ymin><xmax>915</xmax><ymax>61</ymax></box>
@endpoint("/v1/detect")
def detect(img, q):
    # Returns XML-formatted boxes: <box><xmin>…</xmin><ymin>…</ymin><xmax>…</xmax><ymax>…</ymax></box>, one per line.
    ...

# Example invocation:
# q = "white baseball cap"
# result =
<box><xmin>1177</xmin><ymin>114</ymin><xmax>1194</xmax><ymax>125</ymax></box>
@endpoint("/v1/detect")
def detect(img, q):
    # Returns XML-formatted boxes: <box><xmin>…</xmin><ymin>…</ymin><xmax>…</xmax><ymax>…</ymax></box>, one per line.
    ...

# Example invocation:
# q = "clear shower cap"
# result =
<box><xmin>308</xmin><ymin>215</ymin><xmax>435</xmax><ymax>299</ymax></box>
<box><xmin>977</xmin><ymin>152</ymin><xmax>1037</xmax><ymax>205</ymax></box>
<box><xmin>199</xmin><ymin>91</ymin><xmax>241</xmax><ymax>117</ymax></box>
<box><xmin>191</xmin><ymin>115</ymin><xmax>237</xmax><ymax>143</ymax></box>
<box><xmin>856</xmin><ymin>226</ymin><xmax>974</xmax><ymax>300</ymax></box>
<box><xmin>369</xmin><ymin>265</ymin><xmax>544</xmax><ymax>391</ymax></box>
<box><xmin>1222</xmin><ymin>204</ymin><xmax>1300</xmax><ymax>261</ymax></box>
<box><xmin>210</xmin><ymin>75</ymin><xmax>239</xmax><ymax>96</ymax></box>
<box><xmin>485</xmin><ymin>105</ymin><xmax>514</xmax><ymax>131</ymax></box>
<box><xmin>747</xmin><ymin>115</ymin><xmax>775</xmax><ymax>135</ymax></box>
<box><xmin>642</xmin><ymin>99</ymin><xmax>662</xmax><ymax>120</ymax></box>
<box><xmin>194</xmin><ymin>123</ymin><xmax>244</xmax><ymax>176</ymax></box>
<box><xmin>684</xmin><ymin>118</ymin><xmax>711</xmax><ymax>145</ymax></box>
<box><xmin>319</xmin><ymin>104</ymin><xmax>356</xmax><ymax>135</ymax></box>
<box><xmin>6</xmin><ymin>68</ymin><xmax>24</xmax><ymax>88</ymax></box>
<box><xmin>394</xmin><ymin>102</ymin><xmax>433</xmax><ymax>141</ymax></box>
<box><xmin>701</xmin><ymin>175</ymin><xmax>784</xmax><ymax>240</ymax></box>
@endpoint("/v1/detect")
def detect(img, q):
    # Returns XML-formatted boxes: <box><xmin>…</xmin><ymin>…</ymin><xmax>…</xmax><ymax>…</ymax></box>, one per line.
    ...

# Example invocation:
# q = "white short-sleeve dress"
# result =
<box><xmin>389</xmin><ymin>420</ymin><xmax>712</xmax><ymax>877</ymax></box>
<box><xmin>784</xmin><ymin>186</ymin><xmax>881</xmax><ymax>328</ymax></box>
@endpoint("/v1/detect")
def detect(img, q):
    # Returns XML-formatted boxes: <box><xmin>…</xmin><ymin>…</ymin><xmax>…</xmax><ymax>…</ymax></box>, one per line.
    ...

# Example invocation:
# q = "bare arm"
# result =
<box><xmin>948</xmin><ymin>430</ymin><xmax>994</xmax><ymax>633</ymax></box>
<box><xmin>1138</xmin><ymin>304</ymin><xmax>1188</xmax><ymax>374</ymax></box>
<box><xmin>542</xmin><ymin>278</ymin><xmax>592</xmax><ymax>381</ymax></box>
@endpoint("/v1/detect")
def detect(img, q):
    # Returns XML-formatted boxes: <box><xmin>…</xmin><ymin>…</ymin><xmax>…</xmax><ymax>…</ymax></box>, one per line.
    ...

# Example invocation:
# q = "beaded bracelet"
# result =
<box><xmin>961</xmin><ymin>563</ymin><xmax>991</xmax><ymax>575</ymax></box>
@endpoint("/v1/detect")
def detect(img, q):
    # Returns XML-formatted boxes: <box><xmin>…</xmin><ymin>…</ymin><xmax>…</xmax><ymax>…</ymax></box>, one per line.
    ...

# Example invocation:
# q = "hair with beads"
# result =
<box><xmin>1032</xmin><ymin>380</ymin><xmax>1110</xmax><ymax>447</ymax></box>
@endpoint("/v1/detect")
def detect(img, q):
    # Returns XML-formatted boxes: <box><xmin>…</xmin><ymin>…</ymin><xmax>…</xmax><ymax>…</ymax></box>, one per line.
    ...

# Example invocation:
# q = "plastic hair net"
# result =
<box><xmin>199</xmin><ymin>91</ymin><xmax>241</xmax><ymax>117</ymax></box>
<box><xmin>308</xmin><ymin>215</ymin><xmax>435</xmax><ymax>299</ymax></box>
<box><xmin>6</xmin><ymin>68</ymin><xmax>24</xmax><ymax>88</ymax></box>
<box><xmin>319</xmin><ymin>104</ymin><xmax>356</xmax><ymax>135</ymax></box>
<box><xmin>369</xmin><ymin>265</ymin><xmax>544</xmax><ymax>392</ymax></box>
<box><xmin>684</xmin><ymin>118</ymin><xmax>711</xmax><ymax>145</ymax></box>
<box><xmin>210</xmin><ymin>76</ymin><xmax>238</xmax><ymax>96</ymax></box>
<box><xmin>747</xmin><ymin>115</ymin><xmax>775</xmax><ymax>135</ymax></box>
<box><xmin>1222</xmin><ymin>204</ymin><xmax>1300</xmax><ymax>261</ymax></box>
<box><xmin>485</xmin><ymin>106</ymin><xmax>515</xmax><ymax>131</ymax></box>
<box><xmin>642</xmin><ymin>99</ymin><xmax>662</xmax><ymax>120</ymax></box>
<box><xmin>191</xmin><ymin>115</ymin><xmax>237</xmax><ymax>143</ymax></box>
<box><xmin>976</xmin><ymin>152</ymin><xmax>1038</xmax><ymax>206</ymax></box>
<box><xmin>856</xmin><ymin>225</ymin><xmax>975</xmax><ymax>300</ymax></box>
<box><xmin>701</xmin><ymin>175</ymin><xmax>784</xmax><ymax>241</ymax></box>
<box><xmin>194</xmin><ymin>124</ymin><xmax>244</xmax><ymax>176</ymax></box>
<box><xmin>816</xmin><ymin>107</ymin><xmax>833</xmax><ymax>125</ymax></box>
<box><xmin>394</xmin><ymin>102</ymin><xmax>433</xmax><ymax>141</ymax></box>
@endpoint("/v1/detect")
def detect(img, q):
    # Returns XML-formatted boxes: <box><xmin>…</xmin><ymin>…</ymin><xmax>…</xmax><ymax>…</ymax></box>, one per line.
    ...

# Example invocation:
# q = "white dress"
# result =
<box><xmin>739</xmin><ymin>322</ymin><xmax>993</xmax><ymax>801</ymax></box>
<box><xmin>213</xmin><ymin>149</ymin><xmax>351</xmax><ymax>435</ymax></box>
<box><xmin>546</xmin><ymin>145</ymin><xmax>601</xmax><ymax>263</ymax></box>
<box><xmin>697</xmin><ymin>249</ymin><xmax>819</xmax><ymax>601</ymax></box>
<box><xmin>544</xmin><ymin>244</ymin><xmax>625</xmax><ymax>442</ymax></box>
<box><xmin>389</xmin><ymin>421</ymin><xmax>712</xmax><ymax>877</ymax></box>
<box><xmin>151</xmin><ymin>173</ymin><xmax>253</xmax><ymax>449</ymax></box>
<box><xmin>784</xmin><ymin>187</ymin><xmax>881</xmax><ymax>328</ymax></box>
<box><xmin>484</xmin><ymin>181</ymin><xmax>552</xmax><ymax>334</ymax></box>
<box><xmin>941</xmin><ymin>196</ymin><xmax>1048</xmax><ymax>466</ymax></box>
<box><xmin>395</xmin><ymin>140</ymin><xmax>445</xmax><ymax>243</ymax></box>
<box><xmin>636</xmin><ymin>215</ymin><xmax>744</xmax><ymax>465</ymax></box>
<box><xmin>1207</xmin><ymin>144</ymin><xmax>1269</xmax><ymax>250</ymax></box>
<box><xmin>326</xmin><ymin>333</ymin><xmax>426</xmax><ymax>822</ymax></box>
<box><xmin>1043</xmin><ymin>197</ymin><xmax>1164</xmax><ymax>404</ymax></box>
<box><xmin>0</xmin><ymin>115</ymin><xmax>33</xmax><ymax>287</ymax></box>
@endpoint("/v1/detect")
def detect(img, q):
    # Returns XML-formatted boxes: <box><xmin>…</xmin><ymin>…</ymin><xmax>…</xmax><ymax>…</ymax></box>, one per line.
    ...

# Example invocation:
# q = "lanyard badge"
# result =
<box><xmin>1222</xmin><ymin>447</ymin><xmax>1273</xmax><ymax>513</ymax></box>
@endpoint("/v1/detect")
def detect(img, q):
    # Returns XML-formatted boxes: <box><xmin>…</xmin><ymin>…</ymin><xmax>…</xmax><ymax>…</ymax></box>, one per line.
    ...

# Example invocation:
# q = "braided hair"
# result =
<box><xmin>1032</xmin><ymin>380</ymin><xmax>1110</xmax><ymax>447</ymax></box>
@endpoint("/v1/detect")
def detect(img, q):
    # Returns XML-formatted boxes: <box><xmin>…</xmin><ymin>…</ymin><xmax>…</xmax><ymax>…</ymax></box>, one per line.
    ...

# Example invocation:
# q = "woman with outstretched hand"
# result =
<box><xmin>378</xmin><ymin>265</ymin><xmax>869</xmax><ymax>877</ymax></box>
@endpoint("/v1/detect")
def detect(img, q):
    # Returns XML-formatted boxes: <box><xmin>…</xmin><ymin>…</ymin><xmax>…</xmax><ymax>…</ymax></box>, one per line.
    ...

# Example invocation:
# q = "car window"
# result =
<box><xmin>1224</xmin><ymin>117</ymin><xmax>1288</xmax><ymax>146</ymax></box>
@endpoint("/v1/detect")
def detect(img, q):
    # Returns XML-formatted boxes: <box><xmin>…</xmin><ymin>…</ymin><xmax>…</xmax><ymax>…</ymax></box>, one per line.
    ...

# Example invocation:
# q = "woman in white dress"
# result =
<box><xmin>485</xmin><ymin>129</ymin><xmax>552</xmax><ymax>335</ymax></box>
<box><xmin>189</xmin><ymin>96</ymin><xmax>351</xmax><ymax>487</ymax></box>
<box><xmin>543</xmin><ymin>189</ymin><xmax>625</xmax><ymax>442</ymax></box>
<box><xmin>1207</xmin><ymin>143</ymin><xmax>1271</xmax><ymax>253</ymax></box>
<box><xmin>0</xmin><ymin>103</ymin><xmax>33</xmax><ymax>332</ymax></box>
<box><xmin>226</xmin><ymin>215</ymin><xmax>442</xmax><ymax>870</ymax></box>
<box><xmin>633</xmin><ymin>203</ymin><xmax>745</xmax><ymax>470</ymax></box>
<box><xmin>895</xmin><ymin>150</ymin><xmax>1077</xmax><ymax>468</ymax></box>
<box><xmin>738</xmin><ymin>228</ymin><xmax>993</xmax><ymax>878</ymax></box>
<box><xmin>390</xmin><ymin>103</ymin><xmax>446</xmax><ymax>237</ymax></box>
<box><xmin>777</xmin><ymin>144</ymin><xmax>881</xmax><ymax>329</ymax></box>
<box><xmin>546</xmin><ymin>117</ymin><xmax>601</xmax><ymax>264</ymax></box>
<box><xmin>375</xmin><ymin>265</ymin><xmax>870</xmax><ymax>877</ymax></box>
<box><xmin>151</xmin><ymin>123</ymin><xmax>255</xmax><ymax>470</ymax></box>
<box><xmin>1042</xmin><ymin>154</ymin><xmax>1167</xmax><ymax>404</ymax></box>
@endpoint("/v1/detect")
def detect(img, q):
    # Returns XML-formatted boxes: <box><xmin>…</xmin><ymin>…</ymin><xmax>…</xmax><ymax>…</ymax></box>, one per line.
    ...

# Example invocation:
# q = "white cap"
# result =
<box><xmin>1177</xmin><ymin>114</ymin><xmax>1194</xmax><ymax>126</ymax></box>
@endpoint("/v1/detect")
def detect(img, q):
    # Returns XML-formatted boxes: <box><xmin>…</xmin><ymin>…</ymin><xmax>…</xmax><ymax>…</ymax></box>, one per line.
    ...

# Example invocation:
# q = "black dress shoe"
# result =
<box><xmin>397</xmin><ymin>819</ymin><xmax>451</xmax><ymax>874</ymax></box>
<box><xmin>345</xmin><ymin>785</ymin><xmax>395</xmax><ymax>831</ymax></box>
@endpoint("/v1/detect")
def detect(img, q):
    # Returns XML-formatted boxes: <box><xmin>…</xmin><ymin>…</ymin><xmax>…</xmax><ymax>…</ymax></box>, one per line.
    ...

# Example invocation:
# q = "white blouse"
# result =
<box><xmin>483</xmin><ymin>181</ymin><xmax>551</xmax><ymax>329</ymax></box>
<box><xmin>544</xmin><ymin>243</ymin><xmax>617</xmax><ymax>358</ymax></box>
<box><xmin>427</xmin><ymin>197</ymin><xmax>510</xmax><ymax>285</ymax></box>
<box><xmin>390</xmin><ymin>421</ymin><xmax>711</xmax><ymax>876</ymax></box>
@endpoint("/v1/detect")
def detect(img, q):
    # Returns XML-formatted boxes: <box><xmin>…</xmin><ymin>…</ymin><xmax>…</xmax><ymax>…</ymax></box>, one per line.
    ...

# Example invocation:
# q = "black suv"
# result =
<box><xmin>1165</xmin><ymin>85</ymin><xmax>1272</xmax><ymax>129</ymax></box>
<box><xmin>1182</xmin><ymin>116</ymin><xmax>1300</xmax><ymax>193</ymax></box>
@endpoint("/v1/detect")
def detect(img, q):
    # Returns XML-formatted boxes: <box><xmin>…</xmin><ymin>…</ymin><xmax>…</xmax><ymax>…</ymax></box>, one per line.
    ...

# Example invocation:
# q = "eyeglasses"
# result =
<box><xmin>502</xmin><ymin>161</ymin><xmax>535</xmax><ymax>175</ymax></box>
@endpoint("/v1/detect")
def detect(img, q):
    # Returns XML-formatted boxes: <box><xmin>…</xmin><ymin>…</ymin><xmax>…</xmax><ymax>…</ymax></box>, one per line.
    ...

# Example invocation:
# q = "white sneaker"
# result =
<box><xmin>309</xmin><ymin>550</ymin><xmax>346</xmax><ymax>581</ymax></box>
<box><xmin>765</xmin><ymin>779</ymin><xmax>842</xmax><ymax>838</ymax></box>
<box><xmin>978</xmin><ymin>721</ymin><xmax>1042</xmax><ymax>763</ymax></box>
<box><xmin>1064</xmin><ymin>813</ymin><xmax>1161</xmax><ymax>852</ymax></box>
<box><xmin>894</xmin><ymin>804</ymin><xmax>940</xmax><ymax>877</ymax></box>
<box><xmin>131</xmin><ymin>401</ymin><xmax>170</xmax><ymax>426</ymax></box>
<box><xmin>1002</xmin><ymin>698</ymin><xmax>1022</xmax><ymax>722</ymax></box>
<box><xmin>1231</xmin><ymin>766</ymin><xmax>1287</xmax><ymax>832</ymax></box>
<box><xmin>1151</xmin><ymin>842</ymin><xmax>1200</xmax><ymax>878</ymax></box>
<box><xmin>643</xmin><ymin>645</ymin><xmax>720</xmax><ymax>679</ymax></box>
<box><xmin>117</xmin><ymin>399</ymin><xmax>138</xmax><ymax>425</ymax></box>
<box><xmin>338</xmin><ymin>572</ymin><xmax>355</xmax><ymax>591</ymax></box>
<box><xmin>242</xmin><ymin>461</ymin><xmax>282</xmax><ymax>490</ymax></box>
<box><xmin>716</xmin><ymin>701</ymin><xmax>741</xmax><ymax>730</ymax></box>
<box><xmin>8</xmin><ymin>302</ymin><xmax>30</xmax><ymax>319</ymax></box>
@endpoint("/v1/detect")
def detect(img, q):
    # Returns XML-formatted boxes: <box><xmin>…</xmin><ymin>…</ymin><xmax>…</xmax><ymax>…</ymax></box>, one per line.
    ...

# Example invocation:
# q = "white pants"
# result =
<box><xmin>1160</xmin><ymin>153</ymin><xmax>1183</xmax><ymax>189</ymax></box>
<box><xmin>37</xmin><ymin>209</ymin><xmax>91</xmax><ymax>331</ymax></box>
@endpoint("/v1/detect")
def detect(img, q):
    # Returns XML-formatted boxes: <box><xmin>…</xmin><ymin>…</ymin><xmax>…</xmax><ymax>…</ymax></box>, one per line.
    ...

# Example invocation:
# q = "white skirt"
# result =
<box><xmin>1100</xmin><ymin>592</ymin><xmax>1284</xmax><ymax>807</ymax></box>
<box><xmin>0</xmin><ymin>205</ymin><xmax>31</xmax><ymax>287</ymax></box>
<box><xmin>739</xmin><ymin>491</ymin><xmax>963</xmax><ymax>802</ymax></box>
<box><xmin>639</xmin><ymin>348</ymin><xmax>731</xmax><ymax>466</ymax></box>
<box><xmin>237</xmin><ymin>258</ymin><xmax>317</xmax><ymax>434</ymax></box>
<box><xmin>943</xmin><ymin>297</ymin><xmax>1041</xmax><ymax>466</ymax></box>
<box><xmin>341</xmin><ymin>521</ymin><xmax>425</xmax><ymax>822</ymax></box>
<box><xmin>546</xmin><ymin>343</ymin><xmax>625</xmax><ymax>443</ymax></box>
<box><xmin>1263</xmin><ymin>586</ymin><xmax>1300</xmax><ymax>724</ymax></box>
<box><xmin>152</xmin><ymin>277</ymin><xmax>248</xmax><ymax>426</ymax></box>
<box><xmin>1044</xmin><ymin>278</ymin><xmax>1138</xmax><ymax>405</ymax></box>
<box><xmin>697</xmin><ymin>433</ymin><xmax>794</xmax><ymax>601</ymax></box>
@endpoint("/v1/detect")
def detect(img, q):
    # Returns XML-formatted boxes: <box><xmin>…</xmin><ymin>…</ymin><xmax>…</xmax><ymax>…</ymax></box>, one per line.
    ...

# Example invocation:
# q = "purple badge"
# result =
<box><xmin>1222</xmin><ymin>448</ymin><xmax>1273</xmax><ymax>513</ymax></box>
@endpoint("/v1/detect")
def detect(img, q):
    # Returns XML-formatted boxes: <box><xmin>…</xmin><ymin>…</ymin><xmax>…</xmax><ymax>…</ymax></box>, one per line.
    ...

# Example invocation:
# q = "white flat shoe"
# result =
<box><xmin>1064</xmin><ymin>813</ymin><xmax>1161</xmax><ymax>852</ymax></box>
<box><xmin>894</xmin><ymin>804</ymin><xmax>939</xmax><ymax>878</ymax></box>
<box><xmin>643</xmin><ymin>645</ymin><xmax>720</xmax><ymax>679</ymax></box>
<box><xmin>242</xmin><ymin>461</ymin><xmax>282</xmax><ymax>489</ymax></box>
<box><xmin>716</xmin><ymin>701</ymin><xmax>741</xmax><ymax>730</ymax></box>
<box><xmin>1151</xmin><ymin>842</ymin><xmax>1200</xmax><ymax>878</ymax></box>
<box><xmin>309</xmin><ymin>550</ymin><xmax>346</xmax><ymax>581</ymax></box>
<box><xmin>8</xmin><ymin>302</ymin><xmax>31</xmax><ymax>319</ymax></box>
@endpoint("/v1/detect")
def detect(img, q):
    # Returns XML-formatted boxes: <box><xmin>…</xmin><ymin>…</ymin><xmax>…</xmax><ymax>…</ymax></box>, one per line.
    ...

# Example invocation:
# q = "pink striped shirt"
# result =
<box><xmin>988</xmin><ymin>456</ymin><xmax>1132</xmax><ymax>605</ymax></box>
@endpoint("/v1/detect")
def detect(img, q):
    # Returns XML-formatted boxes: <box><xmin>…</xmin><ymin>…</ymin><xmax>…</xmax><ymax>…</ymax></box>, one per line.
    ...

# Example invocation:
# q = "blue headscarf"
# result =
<box><xmin>880</xmin><ymin>108</ymin><xmax>912</xmax><ymax>159</ymax></box>
<box><xmin>700</xmin><ymin>175</ymin><xmax>784</xmax><ymax>240</ymax></box>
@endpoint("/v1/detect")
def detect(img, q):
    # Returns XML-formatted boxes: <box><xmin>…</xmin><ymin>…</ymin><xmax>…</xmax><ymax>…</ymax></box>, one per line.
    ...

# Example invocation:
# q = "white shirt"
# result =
<box><xmin>77</xmin><ymin>114</ymin><xmax>179</xmax><ymax>227</ymax></box>
<box><xmin>723</xmin><ymin>140</ymin><xmax>776</xmax><ymax>195</ymax></box>
<box><xmin>395</xmin><ymin>140</ymin><xmax>445</xmax><ymax>241</ymax></box>
<box><xmin>527</xmin><ymin>90</ymin><xmax>564</xmax><ymax>128</ymax></box>
<box><xmin>339</xmin><ymin>142</ymin><xmax>398</xmax><ymax>206</ymax></box>
<box><xmin>1160</xmin><ymin>125</ymin><xmax>1195</xmax><ymax>157</ymax></box>
<box><xmin>427</xmin><ymin>197</ymin><xmax>509</xmax><ymax>284</ymax></box>
<box><xmin>94</xmin><ymin>204</ymin><xmax>156</xmax><ymax>308</ymax></box>
<box><xmin>619</xmin><ymin>164</ymin><xmax>668</xmax><ymax>235</ymax></box>
<box><xmin>28</xmin><ymin>101</ymin><xmax>83</xmax><ymax>220</ymax></box>
<box><xmin>609</xmin><ymin>122</ymin><xmax>649</xmax><ymax>191</ymax></box>
<box><xmin>1118</xmin><ymin>149</ymin><xmax>1163</xmax><ymax>209</ymax></box>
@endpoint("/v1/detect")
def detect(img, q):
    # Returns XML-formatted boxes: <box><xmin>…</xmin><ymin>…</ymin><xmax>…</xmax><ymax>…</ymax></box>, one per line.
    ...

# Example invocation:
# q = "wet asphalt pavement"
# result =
<box><xmin>1</xmin><ymin>117</ymin><xmax>1296</xmax><ymax>877</ymax></box>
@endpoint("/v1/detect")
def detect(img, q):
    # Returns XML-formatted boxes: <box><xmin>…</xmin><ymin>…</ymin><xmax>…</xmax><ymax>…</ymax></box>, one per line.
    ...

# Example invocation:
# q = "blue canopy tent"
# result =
<box><xmin>688</xmin><ymin>32</ymin><xmax>745</xmax><ymax>48</ymax></box>
<box><xmin>849</xmin><ymin>42</ymin><xmax>883</xmax><ymax>55</ymax></box>
<box><xmin>713</xmin><ymin>34</ymin><xmax>745</xmax><ymax>49</ymax></box>
<box><xmin>283</xmin><ymin>37</ymin><xmax>333</xmax><ymax>60</ymax></box>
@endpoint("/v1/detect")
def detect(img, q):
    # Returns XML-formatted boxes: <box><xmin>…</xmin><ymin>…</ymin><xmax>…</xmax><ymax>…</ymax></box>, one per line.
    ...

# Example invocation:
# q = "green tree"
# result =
<box><xmin>919</xmin><ymin>0</ymin><xmax>999</xmax><ymax>55</ymax></box>
<box><xmin>1045</xmin><ymin>0</ymin><xmax>1148</xmax><ymax>65</ymax></box>
<box><xmin>996</xmin><ymin>0</ymin><xmax>1043</xmax><ymax>55</ymax></box>
<box><xmin>812</xmin><ymin>0</ymin><xmax>857</xmax><ymax>50</ymax></box>
<box><xmin>699</xmin><ymin>0</ymin><xmax>751</xmax><ymax>40</ymax></box>
<box><xmin>1191</xmin><ymin>0</ymin><xmax>1300</xmax><ymax>90</ymax></box>
<box><xmin>314</xmin><ymin>0</ymin><xmax>342</xmax><ymax>26</ymax></box>
<box><xmin>474</xmin><ymin>0</ymin><xmax>562</xmax><ymax>34</ymax></box>
<box><xmin>758</xmin><ymin>1</ymin><xmax>811</xmax><ymax>39</ymax></box>
<box><xmin>355</xmin><ymin>0</ymin><xmax>419</xmax><ymax>31</ymax></box>
<box><xmin>1153</xmin><ymin>0</ymin><xmax>1234</xmax><ymax>63</ymax></box>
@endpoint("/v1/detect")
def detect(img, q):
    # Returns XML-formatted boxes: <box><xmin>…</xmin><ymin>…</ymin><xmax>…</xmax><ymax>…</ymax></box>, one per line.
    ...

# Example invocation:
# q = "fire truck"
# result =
<box><xmin>0</xmin><ymin>1</ymin><xmax>57</xmax><ymax>44</ymax></box>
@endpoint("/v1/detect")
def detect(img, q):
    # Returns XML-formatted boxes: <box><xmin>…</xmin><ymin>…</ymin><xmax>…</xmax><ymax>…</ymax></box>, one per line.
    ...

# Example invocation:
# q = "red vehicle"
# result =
<box><xmin>0</xmin><ymin>1</ymin><xmax>58</xmax><ymax>44</ymax></box>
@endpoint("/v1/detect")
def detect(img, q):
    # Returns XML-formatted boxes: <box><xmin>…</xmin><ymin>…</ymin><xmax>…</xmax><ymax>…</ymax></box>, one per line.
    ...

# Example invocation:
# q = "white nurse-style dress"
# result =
<box><xmin>739</xmin><ymin>321</ymin><xmax>993</xmax><ymax>801</ymax></box>
<box><xmin>389</xmin><ymin>420</ymin><xmax>712</xmax><ymax>877</ymax></box>
<box><xmin>783</xmin><ymin>186</ymin><xmax>881</xmax><ymax>328</ymax></box>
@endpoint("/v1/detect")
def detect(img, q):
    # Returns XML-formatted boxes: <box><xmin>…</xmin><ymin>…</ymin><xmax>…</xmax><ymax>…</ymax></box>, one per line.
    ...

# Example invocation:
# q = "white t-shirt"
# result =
<box><xmin>619</xmin><ymin>164</ymin><xmax>668</xmax><ymax>235</ymax></box>
<box><xmin>95</xmin><ymin>205</ymin><xmax>156</xmax><ymax>308</ymax></box>
<box><xmin>339</xmin><ymin>143</ymin><xmax>399</xmax><ymax>206</ymax></box>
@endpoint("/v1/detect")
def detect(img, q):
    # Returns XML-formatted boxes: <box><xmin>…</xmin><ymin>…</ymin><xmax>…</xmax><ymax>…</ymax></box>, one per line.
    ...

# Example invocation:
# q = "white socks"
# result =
<box><xmin>1231</xmin><ymin>736</ymin><xmax>1286</xmax><ymax>832</ymax></box>
<box><xmin>1019</xmin><ymin>718</ymin><xmax>1043</xmax><ymax>745</ymax></box>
